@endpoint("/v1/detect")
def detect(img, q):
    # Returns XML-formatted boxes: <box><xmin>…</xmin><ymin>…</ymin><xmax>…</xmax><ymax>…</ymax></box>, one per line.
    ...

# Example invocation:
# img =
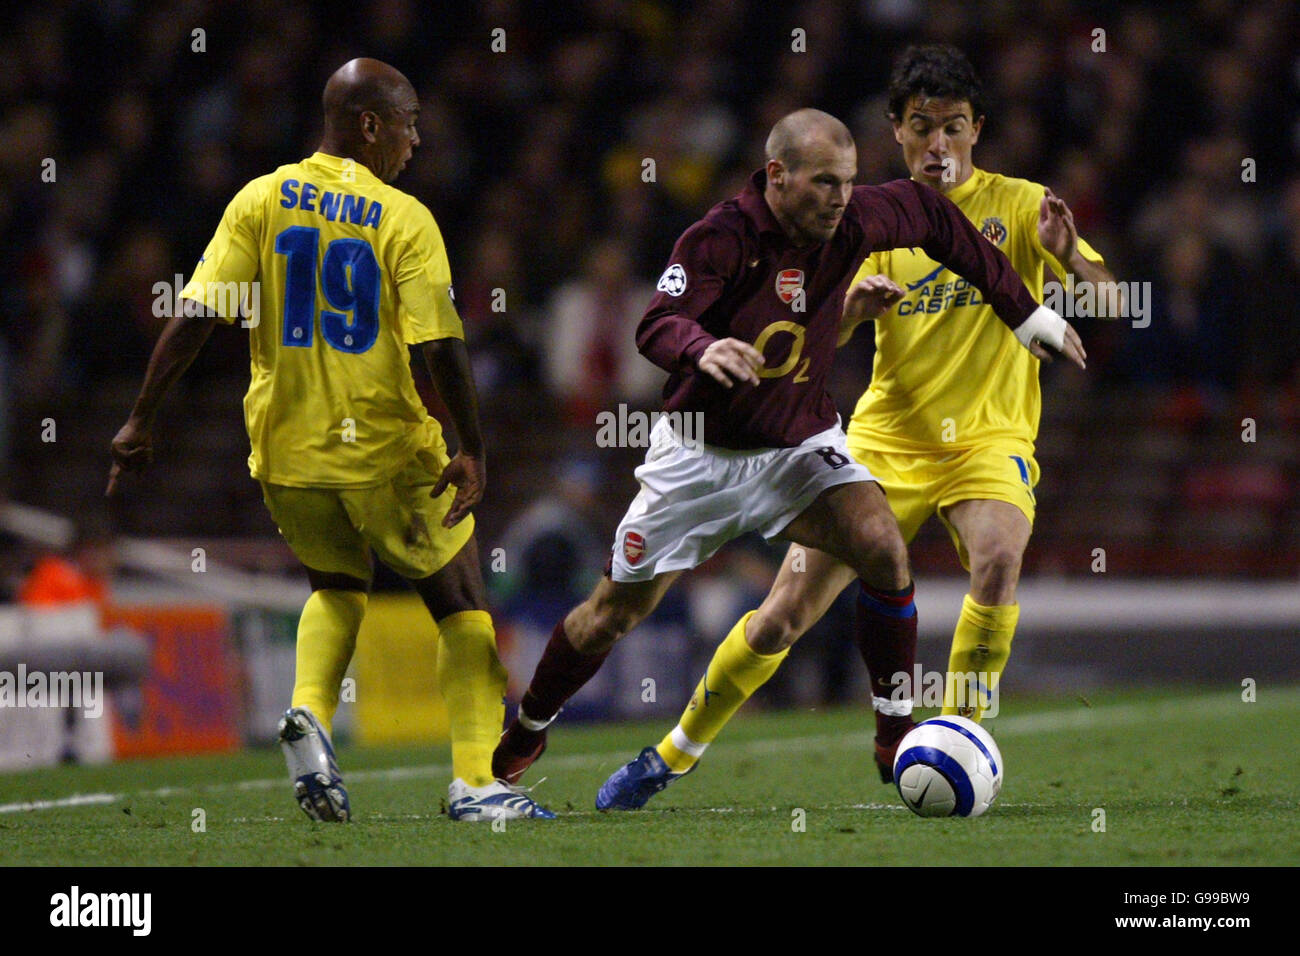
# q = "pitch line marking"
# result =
<box><xmin>226</xmin><ymin>801</ymin><xmax>1052</xmax><ymax>823</ymax></box>
<box><xmin>2</xmin><ymin>690</ymin><xmax>1294</xmax><ymax>815</ymax></box>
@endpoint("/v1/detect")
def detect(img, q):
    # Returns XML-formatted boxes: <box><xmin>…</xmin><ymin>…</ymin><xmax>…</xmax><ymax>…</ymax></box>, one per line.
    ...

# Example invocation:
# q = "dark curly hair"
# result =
<box><xmin>887</xmin><ymin>45</ymin><xmax>987</xmax><ymax>123</ymax></box>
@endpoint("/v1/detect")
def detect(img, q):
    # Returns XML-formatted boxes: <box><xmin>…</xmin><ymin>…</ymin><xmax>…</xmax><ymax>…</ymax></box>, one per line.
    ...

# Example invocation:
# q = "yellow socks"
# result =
<box><xmin>291</xmin><ymin>589</ymin><xmax>368</xmax><ymax>735</ymax></box>
<box><xmin>436</xmin><ymin>610</ymin><xmax>508</xmax><ymax>787</ymax></box>
<box><xmin>942</xmin><ymin>594</ymin><xmax>1018</xmax><ymax>722</ymax></box>
<box><xmin>656</xmin><ymin>611</ymin><xmax>788</xmax><ymax>773</ymax></box>
<box><xmin>291</xmin><ymin>595</ymin><xmax>505</xmax><ymax>786</ymax></box>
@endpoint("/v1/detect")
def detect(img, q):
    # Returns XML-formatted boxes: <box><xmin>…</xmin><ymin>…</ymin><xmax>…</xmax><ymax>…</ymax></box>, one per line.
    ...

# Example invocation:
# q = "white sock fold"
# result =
<box><xmin>670</xmin><ymin>724</ymin><xmax>708</xmax><ymax>758</ymax></box>
<box><xmin>873</xmin><ymin>695</ymin><xmax>914</xmax><ymax>717</ymax></box>
<box><xmin>518</xmin><ymin>709</ymin><xmax>555</xmax><ymax>732</ymax></box>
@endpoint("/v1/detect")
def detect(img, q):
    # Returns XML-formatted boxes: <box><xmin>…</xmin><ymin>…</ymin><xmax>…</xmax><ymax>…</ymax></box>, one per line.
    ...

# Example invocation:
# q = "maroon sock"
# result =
<box><xmin>854</xmin><ymin>581</ymin><xmax>918</xmax><ymax>742</ymax></box>
<box><xmin>519</xmin><ymin>620</ymin><xmax>611</xmax><ymax>724</ymax></box>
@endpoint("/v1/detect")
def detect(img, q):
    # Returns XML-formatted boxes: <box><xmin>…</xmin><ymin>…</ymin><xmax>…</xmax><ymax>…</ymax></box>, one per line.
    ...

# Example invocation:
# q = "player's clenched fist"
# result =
<box><xmin>844</xmin><ymin>275</ymin><xmax>905</xmax><ymax>323</ymax></box>
<box><xmin>698</xmin><ymin>338</ymin><xmax>764</xmax><ymax>388</ymax></box>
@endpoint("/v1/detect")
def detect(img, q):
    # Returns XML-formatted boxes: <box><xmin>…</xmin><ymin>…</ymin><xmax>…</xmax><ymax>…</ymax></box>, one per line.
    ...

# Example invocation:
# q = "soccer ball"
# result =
<box><xmin>892</xmin><ymin>716</ymin><xmax>1003</xmax><ymax>818</ymax></box>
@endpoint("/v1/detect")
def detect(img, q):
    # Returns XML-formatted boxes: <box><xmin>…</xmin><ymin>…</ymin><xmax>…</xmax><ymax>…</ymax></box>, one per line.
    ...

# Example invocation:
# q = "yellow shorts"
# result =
<box><xmin>260</xmin><ymin>440</ymin><xmax>474</xmax><ymax>584</ymax></box>
<box><xmin>847</xmin><ymin>436</ymin><xmax>1039</xmax><ymax>570</ymax></box>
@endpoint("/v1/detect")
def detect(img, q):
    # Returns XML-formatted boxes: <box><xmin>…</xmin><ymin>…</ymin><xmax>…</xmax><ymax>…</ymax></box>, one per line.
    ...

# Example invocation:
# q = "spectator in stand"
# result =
<box><xmin>494</xmin><ymin>457</ymin><xmax>609</xmax><ymax>601</ymax></box>
<box><xmin>452</xmin><ymin>227</ymin><xmax>541</xmax><ymax>396</ymax></box>
<box><xmin>19</xmin><ymin>524</ymin><xmax>114</xmax><ymax>620</ymax></box>
<box><xmin>544</xmin><ymin>237</ymin><xmax>662</xmax><ymax>424</ymax></box>
<box><xmin>1130</xmin><ymin>229</ymin><xmax>1243</xmax><ymax>422</ymax></box>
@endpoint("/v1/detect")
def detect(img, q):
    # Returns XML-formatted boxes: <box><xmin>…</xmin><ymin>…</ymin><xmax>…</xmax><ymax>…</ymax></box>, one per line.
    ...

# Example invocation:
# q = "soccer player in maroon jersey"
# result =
<box><xmin>494</xmin><ymin>109</ymin><xmax>1084</xmax><ymax>796</ymax></box>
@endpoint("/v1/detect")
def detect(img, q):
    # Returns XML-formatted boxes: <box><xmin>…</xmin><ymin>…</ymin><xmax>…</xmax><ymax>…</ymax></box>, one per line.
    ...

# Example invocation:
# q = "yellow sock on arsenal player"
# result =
<box><xmin>655</xmin><ymin>611</ymin><xmax>788</xmax><ymax>773</ymax></box>
<box><xmin>436</xmin><ymin>610</ymin><xmax>508</xmax><ymax>787</ymax></box>
<box><xmin>942</xmin><ymin>594</ymin><xmax>1018</xmax><ymax>722</ymax></box>
<box><xmin>290</xmin><ymin>589</ymin><xmax>368</xmax><ymax>735</ymax></box>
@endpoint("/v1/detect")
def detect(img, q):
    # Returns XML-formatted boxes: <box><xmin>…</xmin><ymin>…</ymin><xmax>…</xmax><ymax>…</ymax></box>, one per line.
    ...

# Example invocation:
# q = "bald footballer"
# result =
<box><xmin>493</xmin><ymin>108</ymin><xmax>1084</xmax><ymax>800</ymax></box>
<box><xmin>598</xmin><ymin>47</ymin><xmax>1113</xmax><ymax>811</ymax></box>
<box><xmin>108</xmin><ymin>58</ymin><xmax>553</xmax><ymax>822</ymax></box>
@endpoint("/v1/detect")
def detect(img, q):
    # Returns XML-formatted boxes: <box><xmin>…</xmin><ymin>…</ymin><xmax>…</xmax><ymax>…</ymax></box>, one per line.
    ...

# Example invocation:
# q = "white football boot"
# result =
<box><xmin>277</xmin><ymin>707</ymin><xmax>350</xmax><ymax>822</ymax></box>
<box><xmin>447</xmin><ymin>779</ymin><xmax>556</xmax><ymax>821</ymax></box>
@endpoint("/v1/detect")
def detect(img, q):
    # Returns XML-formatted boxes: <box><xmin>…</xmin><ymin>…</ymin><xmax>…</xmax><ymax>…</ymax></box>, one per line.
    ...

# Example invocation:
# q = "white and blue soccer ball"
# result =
<box><xmin>892</xmin><ymin>716</ymin><xmax>1003</xmax><ymax>818</ymax></box>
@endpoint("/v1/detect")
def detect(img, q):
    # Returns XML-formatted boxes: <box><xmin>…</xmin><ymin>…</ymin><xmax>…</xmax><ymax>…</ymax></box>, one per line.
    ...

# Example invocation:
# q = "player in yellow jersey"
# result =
<box><xmin>597</xmin><ymin>45</ymin><xmax>1111</xmax><ymax>808</ymax></box>
<box><xmin>836</xmin><ymin>44</ymin><xmax>1113</xmax><ymax>732</ymax></box>
<box><xmin>106</xmin><ymin>58</ymin><xmax>552</xmax><ymax>822</ymax></box>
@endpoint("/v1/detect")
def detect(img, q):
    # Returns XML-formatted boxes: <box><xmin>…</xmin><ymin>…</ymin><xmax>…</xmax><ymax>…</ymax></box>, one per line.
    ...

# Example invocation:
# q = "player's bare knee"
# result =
<box><xmin>579</xmin><ymin>601</ymin><xmax>645</xmax><ymax>652</ymax></box>
<box><xmin>970</xmin><ymin>544</ymin><xmax>1023</xmax><ymax>603</ymax></box>
<box><xmin>967</xmin><ymin>538</ymin><xmax>1024</xmax><ymax>598</ymax></box>
<box><xmin>746</xmin><ymin>607</ymin><xmax>805</xmax><ymax>654</ymax></box>
<box><xmin>849</xmin><ymin>518</ymin><xmax>909</xmax><ymax>587</ymax></box>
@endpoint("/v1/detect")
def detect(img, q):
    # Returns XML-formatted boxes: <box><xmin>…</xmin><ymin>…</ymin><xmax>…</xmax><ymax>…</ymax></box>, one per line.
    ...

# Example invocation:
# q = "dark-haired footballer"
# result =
<box><xmin>598</xmin><ymin>46</ymin><xmax>1114</xmax><ymax>811</ymax></box>
<box><xmin>492</xmin><ymin>105</ymin><xmax>1085</xmax><ymax>808</ymax></box>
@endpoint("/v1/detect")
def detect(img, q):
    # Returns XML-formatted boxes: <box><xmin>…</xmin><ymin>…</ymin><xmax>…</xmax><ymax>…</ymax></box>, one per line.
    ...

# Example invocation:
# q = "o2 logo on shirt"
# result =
<box><xmin>775</xmin><ymin>269</ymin><xmax>804</xmax><ymax>305</ymax></box>
<box><xmin>657</xmin><ymin>263</ymin><xmax>688</xmax><ymax>297</ymax></box>
<box><xmin>980</xmin><ymin>217</ymin><xmax>1007</xmax><ymax>246</ymax></box>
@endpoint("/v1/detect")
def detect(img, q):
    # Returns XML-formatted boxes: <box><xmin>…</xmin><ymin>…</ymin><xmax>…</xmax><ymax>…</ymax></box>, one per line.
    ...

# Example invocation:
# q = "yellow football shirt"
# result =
<box><xmin>180</xmin><ymin>152</ymin><xmax>463</xmax><ymax>487</ymax></box>
<box><xmin>846</xmin><ymin>167</ymin><xmax>1102</xmax><ymax>452</ymax></box>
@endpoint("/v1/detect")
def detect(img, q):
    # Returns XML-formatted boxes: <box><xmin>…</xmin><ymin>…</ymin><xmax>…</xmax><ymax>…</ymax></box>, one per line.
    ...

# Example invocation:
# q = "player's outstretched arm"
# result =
<box><xmin>637</xmin><ymin>219</ymin><xmax>743</xmax><ymax>376</ymax></box>
<box><xmin>1038</xmin><ymin>187</ymin><xmax>1121</xmax><ymax>319</ymax></box>
<box><xmin>865</xmin><ymin>181</ymin><xmax>1086</xmax><ymax>369</ymax></box>
<box><xmin>419</xmin><ymin>337</ymin><xmax>486</xmax><ymax>527</ymax></box>
<box><xmin>106</xmin><ymin>305</ymin><xmax>219</xmax><ymax>496</ymax></box>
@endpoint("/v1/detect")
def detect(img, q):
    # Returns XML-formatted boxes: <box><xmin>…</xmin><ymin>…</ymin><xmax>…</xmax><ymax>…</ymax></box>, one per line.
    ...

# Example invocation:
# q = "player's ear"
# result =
<box><xmin>766</xmin><ymin>158</ymin><xmax>785</xmax><ymax>188</ymax></box>
<box><xmin>360</xmin><ymin>110</ymin><xmax>380</xmax><ymax>143</ymax></box>
<box><xmin>891</xmin><ymin>120</ymin><xmax>905</xmax><ymax>146</ymax></box>
<box><xmin>970</xmin><ymin>115</ymin><xmax>984</xmax><ymax>146</ymax></box>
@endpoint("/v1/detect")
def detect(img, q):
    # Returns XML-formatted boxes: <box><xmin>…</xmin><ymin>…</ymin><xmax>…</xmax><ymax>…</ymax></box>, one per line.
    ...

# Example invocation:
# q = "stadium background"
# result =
<box><xmin>1</xmin><ymin>0</ymin><xmax>1297</xmax><ymax>766</ymax></box>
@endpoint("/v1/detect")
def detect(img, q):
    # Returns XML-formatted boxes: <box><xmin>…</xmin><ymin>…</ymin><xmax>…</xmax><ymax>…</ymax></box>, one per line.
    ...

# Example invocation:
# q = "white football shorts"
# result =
<box><xmin>608</xmin><ymin>415</ymin><xmax>875</xmax><ymax>582</ymax></box>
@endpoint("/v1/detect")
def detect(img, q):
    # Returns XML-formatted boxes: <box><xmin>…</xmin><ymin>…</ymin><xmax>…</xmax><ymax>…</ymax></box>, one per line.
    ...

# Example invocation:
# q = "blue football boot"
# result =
<box><xmin>596</xmin><ymin>746</ymin><xmax>693</xmax><ymax>810</ymax></box>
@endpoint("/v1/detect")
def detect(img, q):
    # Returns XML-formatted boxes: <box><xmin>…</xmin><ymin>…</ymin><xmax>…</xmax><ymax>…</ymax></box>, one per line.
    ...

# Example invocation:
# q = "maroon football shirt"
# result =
<box><xmin>637</xmin><ymin>170</ymin><xmax>1039</xmax><ymax>449</ymax></box>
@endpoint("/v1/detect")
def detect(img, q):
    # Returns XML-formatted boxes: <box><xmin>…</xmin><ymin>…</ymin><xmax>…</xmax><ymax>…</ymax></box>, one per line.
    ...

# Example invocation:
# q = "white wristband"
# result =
<box><xmin>1014</xmin><ymin>304</ymin><xmax>1066</xmax><ymax>352</ymax></box>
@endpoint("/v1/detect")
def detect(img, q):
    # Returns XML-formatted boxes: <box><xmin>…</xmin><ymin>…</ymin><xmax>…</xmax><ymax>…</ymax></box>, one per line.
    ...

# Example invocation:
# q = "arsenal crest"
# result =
<box><xmin>623</xmin><ymin>531</ymin><xmax>646</xmax><ymax>565</ymax></box>
<box><xmin>980</xmin><ymin>217</ymin><xmax>1007</xmax><ymax>246</ymax></box>
<box><xmin>775</xmin><ymin>268</ymin><xmax>804</xmax><ymax>305</ymax></box>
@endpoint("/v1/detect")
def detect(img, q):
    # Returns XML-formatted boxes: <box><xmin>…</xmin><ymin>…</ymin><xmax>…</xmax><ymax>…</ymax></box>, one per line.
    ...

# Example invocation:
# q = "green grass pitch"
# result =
<box><xmin>2</xmin><ymin>685</ymin><xmax>1297</xmax><ymax>866</ymax></box>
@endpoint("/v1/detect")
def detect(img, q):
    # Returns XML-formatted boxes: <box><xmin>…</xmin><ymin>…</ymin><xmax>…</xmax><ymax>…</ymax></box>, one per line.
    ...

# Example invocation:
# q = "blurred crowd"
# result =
<box><xmin>1</xmin><ymin>0</ymin><xmax>1297</xmax><ymax>538</ymax></box>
